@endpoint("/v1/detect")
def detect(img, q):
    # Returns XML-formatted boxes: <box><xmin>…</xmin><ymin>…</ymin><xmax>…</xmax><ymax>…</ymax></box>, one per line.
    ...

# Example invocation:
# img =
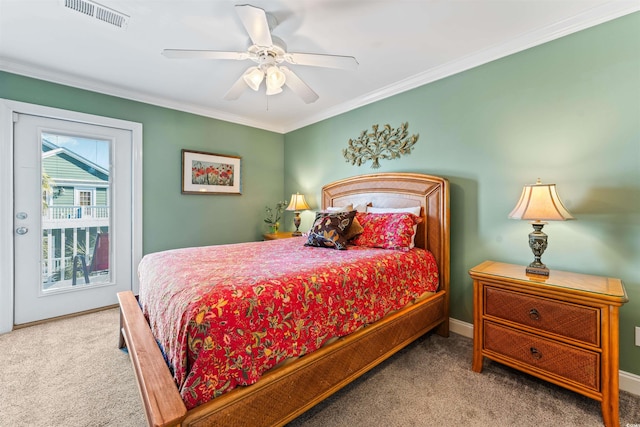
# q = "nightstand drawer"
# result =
<box><xmin>484</xmin><ymin>321</ymin><xmax>600</xmax><ymax>391</ymax></box>
<box><xmin>484</xmin><ymin>285</ymin><xmax>599</xmax><ymax>346</ymax></box>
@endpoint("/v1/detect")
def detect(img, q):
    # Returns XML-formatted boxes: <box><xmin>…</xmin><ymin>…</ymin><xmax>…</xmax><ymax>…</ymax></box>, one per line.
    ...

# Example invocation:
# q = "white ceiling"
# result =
<box><xmin>0</xmin><ymin>1</ymin><xmax>637</xmax><ymax>133</ymax></box>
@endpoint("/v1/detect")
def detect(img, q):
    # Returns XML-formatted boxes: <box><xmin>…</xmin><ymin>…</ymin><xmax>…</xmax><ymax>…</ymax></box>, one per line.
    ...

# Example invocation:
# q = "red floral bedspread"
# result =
<box><xmin>138</xmin><ymin>237</ymin><xmax>439</xmax><ymax>409</ymax></box>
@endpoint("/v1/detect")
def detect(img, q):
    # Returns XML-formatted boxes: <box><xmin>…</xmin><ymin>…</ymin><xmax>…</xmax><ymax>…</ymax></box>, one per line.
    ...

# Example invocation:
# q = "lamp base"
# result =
<box><xmin>291</xmin><ymin>211</ymin><xmax>303</xmax><ymax>237</ymax></box>
<box><xmin>526</xmin><ymin>265</ymin><xmax>549</xmax><ymax>276</ymax></box>
<box><xmin>527</xmin><ymin>222</ymin><xmax>549</xmax><ymax>276</ymax></box>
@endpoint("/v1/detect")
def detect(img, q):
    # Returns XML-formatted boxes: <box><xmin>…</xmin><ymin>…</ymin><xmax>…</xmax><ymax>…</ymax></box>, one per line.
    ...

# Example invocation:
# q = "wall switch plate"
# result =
<box><xmin>636</xmin><ymin>327</ymin><xmax>640</xmax><ymax>347</ymax></box>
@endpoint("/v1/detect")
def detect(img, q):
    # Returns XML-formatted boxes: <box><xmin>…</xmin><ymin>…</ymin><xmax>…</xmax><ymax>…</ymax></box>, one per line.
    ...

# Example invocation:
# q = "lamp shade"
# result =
<box><xmin>508</xmin><ymin>179</ymin><xmax>574</xmax><ymax>222</ymax></box>
<box><xmin>286</xmin><ymin>193</ymin><xmax>310</xmax><ymax>211</ymax></box>
<box><xmin>243</xmin><ymin>67</ymin><xmax>264</xmax><ymax>91</ymax></box>
<box><xmin>265</xmin><ymin>66</ymin><xmax>286</xmax><ymax>95</ymax></box>
<box><xmin>265</xmin><ymin>84</ymin><xmax>283</xmax><ymax>96</ymax></box>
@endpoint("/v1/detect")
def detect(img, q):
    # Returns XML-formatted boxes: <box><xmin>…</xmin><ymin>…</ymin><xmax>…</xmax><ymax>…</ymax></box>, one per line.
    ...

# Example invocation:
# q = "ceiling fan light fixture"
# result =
<box><xmin>266</xmin><ymin>66</ymin><xmax>286</xmax><ymax>90</ymax></box>
<box><xmin>243</xmin><ymin>67</ymin><xmax>264</xmax><ymax>91</ymax></box>
<box><xmin>163</xmin><ymin>5</ymin><xmax>358</xmax><ymax>103</ymax></box>
<box><xmin>265</xmin><ymin>84</ymin><xmax>283</xmax><ymax>96</ymax></box>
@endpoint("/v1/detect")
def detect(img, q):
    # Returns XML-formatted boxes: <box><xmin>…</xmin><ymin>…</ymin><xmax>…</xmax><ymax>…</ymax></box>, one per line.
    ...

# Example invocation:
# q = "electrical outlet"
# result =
<box><xmin>636</xmin><ymin>327</ymin><xmax>640</xmax><ymax>347</ymax></box>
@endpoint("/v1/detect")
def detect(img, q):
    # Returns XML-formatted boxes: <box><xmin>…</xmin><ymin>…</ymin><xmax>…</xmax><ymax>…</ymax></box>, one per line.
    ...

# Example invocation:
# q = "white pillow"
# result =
<box><xmin>326</xmin><ymin>203</ymin><xmax>368</xmax><ymax>213</ymax></box>
<box><xmin>366</xmin><ymin>206</ymin><xmax>422</xmax><ymax>248</ymax></box>
<box><xmin>325</xmin><ymin>204</ymin><xmax>353</xmax><ymax>212</ymax></box>
<box><xmin>366</xmin><ymin>206</ymin><xmax>421</xmax><ymax>216</ymax></box>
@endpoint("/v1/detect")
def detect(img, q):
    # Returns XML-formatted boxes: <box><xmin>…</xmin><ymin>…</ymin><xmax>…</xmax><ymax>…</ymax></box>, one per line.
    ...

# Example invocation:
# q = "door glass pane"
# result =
<box><xmin>41</xmin><ymin>133</ymin><xmax>110</xmax><ymax>292</ymax></box>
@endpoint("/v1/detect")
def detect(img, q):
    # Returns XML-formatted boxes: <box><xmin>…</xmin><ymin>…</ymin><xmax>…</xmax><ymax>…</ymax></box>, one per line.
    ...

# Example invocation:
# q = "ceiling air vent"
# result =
<box><xmin>63</xmin><ymin>0</ymin><xmax>129</xmax><ymax>29</ymax></box>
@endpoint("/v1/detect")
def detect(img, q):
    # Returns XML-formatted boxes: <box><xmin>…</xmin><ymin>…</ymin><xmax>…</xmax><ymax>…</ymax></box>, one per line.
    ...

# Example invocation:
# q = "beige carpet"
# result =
<box><xmin>0</xmin><ymin>308</ymin><xmax>638</xmax><ymax>426</ymax></box>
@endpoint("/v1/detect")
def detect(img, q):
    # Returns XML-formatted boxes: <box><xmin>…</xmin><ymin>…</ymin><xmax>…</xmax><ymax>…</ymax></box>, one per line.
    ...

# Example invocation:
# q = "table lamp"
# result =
<box><xmin>286</xmin><ymin>193</ymin><xmax>311</xmax><ymax>236</ymax></box>
<box><xmin>508</xmin><ymin>179</ymin><xmax>574</xmax><ymax>276</ymax></box>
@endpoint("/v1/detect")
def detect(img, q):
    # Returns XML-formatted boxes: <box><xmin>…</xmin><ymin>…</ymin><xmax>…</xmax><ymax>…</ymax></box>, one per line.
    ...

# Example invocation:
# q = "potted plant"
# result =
<box><xmin>264</xmin><ymin>201</ymin><xmax>287</xmax><ymax>233</ymax></box>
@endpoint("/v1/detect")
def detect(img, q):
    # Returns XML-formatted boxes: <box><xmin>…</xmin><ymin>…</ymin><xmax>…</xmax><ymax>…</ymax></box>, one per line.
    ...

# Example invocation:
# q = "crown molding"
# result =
<box><xmin>1</xmin><ymin>2</ymin><xmax>637</xmax><ymax>135</ymax></box>
<box><xmin>0</xmin><ymin>58</ymin><xmax>285</xmax><ymax>133</ymax></box>
<box><xmin>281</xmin><ymin>2</ymin><xmax>639</xmax><ymax>133</ymax></box>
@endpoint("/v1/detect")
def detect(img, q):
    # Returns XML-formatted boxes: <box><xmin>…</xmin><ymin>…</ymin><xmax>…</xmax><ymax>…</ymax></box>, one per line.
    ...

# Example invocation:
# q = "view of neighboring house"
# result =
<box><xmin>41</xmin><ymin>138</ymin><xmax>109</xmax><ymax>288</ymax></box>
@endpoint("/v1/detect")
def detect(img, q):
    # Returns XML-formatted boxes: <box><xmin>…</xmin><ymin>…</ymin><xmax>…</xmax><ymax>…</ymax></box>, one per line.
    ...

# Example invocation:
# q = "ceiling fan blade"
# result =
<box><xmin>162</xmin><ymin>49</ymin><xmax>248</xmax><ymax>60</ymax></box>
<box><xmin>235</xmin><ymin>4</ymin><xmax>273</xmax><ymax>47</ymax></box>
<box><xmin>285</xmin><ymin>52</ymin><xmax>358</xmax><ymax>70</ymax></box>
<box><xmin>224</xmin><ymin>74</ymin><xmax>248</xmax><ymax>100</ymax></box>
<box><xmin>280</xmin><ymin>66</ymin><xmax>319</xmax><ymax>104</ymax></box>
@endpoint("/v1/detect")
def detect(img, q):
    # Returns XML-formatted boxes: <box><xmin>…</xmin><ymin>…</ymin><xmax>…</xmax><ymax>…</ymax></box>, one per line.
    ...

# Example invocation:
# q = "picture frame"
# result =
<box><xmin>181</xmin><ymin>149</ymin><xmax>241</xmax><ymax>195</ymax></box>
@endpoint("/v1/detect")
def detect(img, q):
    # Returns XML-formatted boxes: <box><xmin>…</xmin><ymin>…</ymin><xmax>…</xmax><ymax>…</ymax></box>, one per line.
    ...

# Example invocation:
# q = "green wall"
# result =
<box><xmin>284</xmin><ymin>13</ymin><xmax>640</xmax><ymax>374</ymax></box>
<box><xmin>0</xmin><ymin>71</ymin><xmax>284</xmax><ymax>254</ymax></box>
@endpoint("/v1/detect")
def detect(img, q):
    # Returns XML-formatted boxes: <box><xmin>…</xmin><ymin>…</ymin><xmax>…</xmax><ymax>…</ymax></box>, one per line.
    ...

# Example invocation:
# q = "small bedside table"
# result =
<box><xmin>469</xmin><ymin>260</ymin><xmax>627</xmax><ymax>427</ymax></box>
<box><xmin>263</xmin><ymin>231</ymin><xmax>298</xmax><ymax>240</ymax></box>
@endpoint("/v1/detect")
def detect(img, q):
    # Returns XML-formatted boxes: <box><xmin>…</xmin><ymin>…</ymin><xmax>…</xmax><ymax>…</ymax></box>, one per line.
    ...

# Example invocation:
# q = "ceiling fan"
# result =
<box><xmin>161</xmin><ymin>4</ymin><xmax>358</xmax><ymax>104</ymax></box>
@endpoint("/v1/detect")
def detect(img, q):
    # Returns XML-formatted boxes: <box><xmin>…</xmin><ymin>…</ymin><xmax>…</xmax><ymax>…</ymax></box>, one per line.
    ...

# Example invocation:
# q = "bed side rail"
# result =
<box><xmin>118</xmin><ymin>291</ymin><xmax>187</xmax><ymax>427</ymax></box>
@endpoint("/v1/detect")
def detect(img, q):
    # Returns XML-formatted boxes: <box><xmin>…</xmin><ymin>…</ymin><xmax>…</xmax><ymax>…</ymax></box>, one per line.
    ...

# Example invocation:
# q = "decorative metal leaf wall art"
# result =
<box><xmin>343</xmin><ymin>122</ymin><xmax>419</xmax><ymax>168</ymax></box>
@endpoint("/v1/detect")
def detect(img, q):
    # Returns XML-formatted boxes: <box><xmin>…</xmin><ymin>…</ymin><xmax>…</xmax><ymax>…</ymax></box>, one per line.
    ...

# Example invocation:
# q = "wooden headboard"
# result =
<box><xmin>322</xmin><ymin>172</ymin><xmax>450</xmax><ymax>293</ymax></box>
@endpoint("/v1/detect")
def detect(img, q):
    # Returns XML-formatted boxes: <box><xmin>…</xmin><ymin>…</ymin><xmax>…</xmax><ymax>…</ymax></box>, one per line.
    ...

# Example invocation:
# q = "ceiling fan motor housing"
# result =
<box><xmin>248</xmin><ymin>35</ymin><xmax>287</xmax><ymax>67</ymax></box>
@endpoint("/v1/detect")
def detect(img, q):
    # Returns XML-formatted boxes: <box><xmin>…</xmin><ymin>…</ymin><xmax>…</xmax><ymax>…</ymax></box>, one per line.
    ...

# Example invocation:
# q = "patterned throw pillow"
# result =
<box><xmin>352</xmin><ymin>212</ymin><xmax>422</xmax><ymax>251</ymax></box>
<box><xmin>366</xmin><ymin>206</ymin><xmax>421</xmax><ymax>248</ymax></box>
<box><xmin>305</xmin><ymin>210</ymin><xmax>356</xmax><ymax>250</ymax></box>
<box><xmin>323</xmin><ymin>205</ymin><xmax>365</xmax><ymax>240</ymax></box>
<box><xmin>343</xmin><ymin>216</ymin><xmax>364</xmax><ymax>240</ymax></box>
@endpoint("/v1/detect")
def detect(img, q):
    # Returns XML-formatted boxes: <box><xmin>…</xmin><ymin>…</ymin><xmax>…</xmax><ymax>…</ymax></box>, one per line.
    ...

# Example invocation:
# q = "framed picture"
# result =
<box><xmin>181</xmin><ymin>149</ymin><xmax>241</xmax><ymax>195</ymax></box>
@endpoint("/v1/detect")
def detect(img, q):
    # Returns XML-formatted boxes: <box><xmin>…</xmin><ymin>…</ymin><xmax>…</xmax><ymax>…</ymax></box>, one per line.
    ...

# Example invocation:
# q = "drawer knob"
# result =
<box><xmin>529</xmin><ymin>308</ymin><xmax>540</xmax><ymax>320</ymax></box>
<box><xmin>530</xmin><ymin>347</ymin><xmax>543</xmax><ymax>360</ymax></box>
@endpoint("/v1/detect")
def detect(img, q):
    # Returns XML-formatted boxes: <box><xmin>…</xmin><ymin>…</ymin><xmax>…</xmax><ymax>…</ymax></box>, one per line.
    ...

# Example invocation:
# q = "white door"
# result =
<box><xmin>13</xmin><ymin>113</ymin><xmax>133</xmax><ymax>324</ymax></box>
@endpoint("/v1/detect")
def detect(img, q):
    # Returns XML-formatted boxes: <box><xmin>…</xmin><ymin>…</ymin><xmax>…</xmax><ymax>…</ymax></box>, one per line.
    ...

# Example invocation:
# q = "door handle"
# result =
<box><xmin>16</xmin><ymin>226</ymin><xmax>28</xmax><ymax>235</ymax></box>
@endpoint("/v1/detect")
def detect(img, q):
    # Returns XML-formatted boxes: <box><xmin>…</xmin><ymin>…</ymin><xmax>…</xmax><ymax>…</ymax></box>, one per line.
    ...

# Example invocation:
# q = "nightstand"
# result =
<box><xmin>469</xmin><ymin>261</ymin><xmax>628</xmax><ymax>427</ymax></box>
<box><xmin>263</xmin><ymin>231</ymin><xmax>298</xmax><ymax>240</ymax></box>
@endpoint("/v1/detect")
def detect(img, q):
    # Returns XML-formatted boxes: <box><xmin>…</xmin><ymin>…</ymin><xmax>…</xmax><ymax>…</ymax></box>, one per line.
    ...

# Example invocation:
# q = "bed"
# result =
<box><xmin>118</xmin><ymin>172</ymin><xmax>450</xmax><ymax>427</ymax></box>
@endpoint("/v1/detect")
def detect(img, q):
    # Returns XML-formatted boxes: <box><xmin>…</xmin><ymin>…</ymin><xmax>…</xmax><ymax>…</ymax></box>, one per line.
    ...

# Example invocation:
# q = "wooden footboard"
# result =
<box><xmin>119</xmin><ymin>291</ymin><xmax>187</xmax><ymax>427</ymax></box>
<box><xmin>118</xmin><ymin>289</ymin><xmax>447</xmax><ymax>427</ymax></box>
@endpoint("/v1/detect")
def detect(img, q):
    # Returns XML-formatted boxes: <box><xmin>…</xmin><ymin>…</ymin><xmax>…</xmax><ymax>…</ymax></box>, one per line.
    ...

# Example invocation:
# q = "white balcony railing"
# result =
<box><xmin>44</xmin><ymin>205</ymin><xmax>109</xmax><ymax>220</ymax></box>
<box><xmin>42</xmin><ymin>256</ymin><xmax>72</xmax><ymax>285</ymax></box>
<box><xmin>43</xmin><ymin>205</ymin><xmax>109</xmax><ymax>229</ymax></box>
<box><xmin>41</xmin><ymin>205</ymin><xmax>110</xmax><ymax>287</ymax></box>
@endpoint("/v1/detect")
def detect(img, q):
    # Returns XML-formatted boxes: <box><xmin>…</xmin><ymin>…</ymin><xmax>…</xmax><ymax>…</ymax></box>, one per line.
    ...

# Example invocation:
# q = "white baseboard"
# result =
<box><xmin>620</xmin><ymin>370</ymin><xmax>640</xmax><ymax>396</ymax></box>
<box><xmin>449</xmin><ymin>317</ymin><xmax>474</xmax><ymax>339</ymax></box>
<box><xmin>448</xmin><ymin>317</ymin><xmax>640</xmax><ymax>397</ymax></box>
